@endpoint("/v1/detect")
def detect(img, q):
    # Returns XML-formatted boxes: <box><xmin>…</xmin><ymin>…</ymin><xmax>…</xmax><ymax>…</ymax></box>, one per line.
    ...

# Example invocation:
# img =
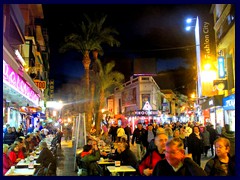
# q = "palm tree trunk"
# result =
<box><xmin>82</xmin><ymin>50</ymin><xmax>91</xmax><ymax>132</ymax></box>
<box><xmin>82</xmin><ymin>50</ymin><xmax>91</xmax><ymax>92</ymax></box>
<box><xmin>96</xmin><ymin>87</ymin><xmax>105</xmax><ymax>135</ymax></box>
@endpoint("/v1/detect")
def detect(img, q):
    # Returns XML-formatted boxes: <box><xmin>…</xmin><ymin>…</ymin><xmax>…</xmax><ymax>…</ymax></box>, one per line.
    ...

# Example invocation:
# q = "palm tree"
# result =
<box><xmin>59</xmin><ymin>15</ymin><xmax>120</xmax><ymax>132</ymax></box>
<box><xmin>94</xmin><ymin>59</ymin><xmax>124</xmax><ymax>135</ymax></box>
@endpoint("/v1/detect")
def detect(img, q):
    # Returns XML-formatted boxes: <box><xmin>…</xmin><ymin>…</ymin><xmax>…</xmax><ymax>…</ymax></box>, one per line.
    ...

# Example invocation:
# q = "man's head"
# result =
<box><xmin>7</xmin><ymin>127</ymin><xmax>12</xmax><ymax>133</ymax></box>
<box><xmin>165</xmin><ymin>138</ymin><xmax>185</xmax><ymax>168</ymax></box>
<box><xmin>119</xmin><ymin>142</ymin><xmax>128</xmax><ymax>152</ymax></box>
<box><xmin>148</xmin><ymin>124</ymin><xmax>153</xmax><ymax>131</ymax></box>
<box><xmin>137</xmin><ymin>122</ymin><xmax>142</xmax><ymax>129</ymax></box>
<box><xmin>154</xmin><ymin>133</ymin><xmax>168</xmax><ymax>153</ymax></box>
<box><xmin>39</xmin><ymin>141</ymin><xmax>48</xmax><ymax>150</ymax></box>
<box><xmin>83</xmin><ymin>145</ymin><xmax>93</xmax><ymax>153</ymax></box>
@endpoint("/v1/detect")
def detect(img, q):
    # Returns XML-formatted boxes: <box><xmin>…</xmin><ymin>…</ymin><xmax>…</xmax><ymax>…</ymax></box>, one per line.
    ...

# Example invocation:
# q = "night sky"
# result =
<box><xmin>42</xmin><ymin>4</ymin><xmax>212</xmax><ymax>91</ymax></box>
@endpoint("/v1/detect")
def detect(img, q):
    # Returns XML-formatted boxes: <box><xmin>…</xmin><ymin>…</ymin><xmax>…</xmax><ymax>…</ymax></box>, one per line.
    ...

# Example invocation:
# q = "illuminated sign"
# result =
<box><xmin>135</xmin><ymin>110</ymin><xmax>158</xmax><ymax>116</ymax></box>
<box><xmin>34</xmin><ymin>80</ymin><xmax>46</xmax><ymax>89</ymax></box>
<box><xmin>209</xmin><ymin>100</ymin><xmax>214</xmax><ymax>106</ymax></box>
<box><xmin>218</xmin><ymin>56</ymin><xmax>225</xmax><ymax>78</ymax></box>
<box><xmin>3</xmin><ymin>60</ymin><xmax>39</xmax><ymax>106</ymax></box>
<box><xmin>223</xmin><ymin>94</ymin><xmax>235</xmax><ymax>110</ymax></box>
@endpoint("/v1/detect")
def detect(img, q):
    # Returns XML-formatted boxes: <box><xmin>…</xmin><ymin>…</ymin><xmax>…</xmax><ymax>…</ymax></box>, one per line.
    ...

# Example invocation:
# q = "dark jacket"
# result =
<box><xmin>152</xmin><ymin>158</ymin><xmax>207</xmax><ymax>176</ymax></box>
<box><xmin>3</xmin><ymin>132</ymin><xmax>16</xmax><ymax>145</ymax></box>
<box><xmin>80</xmin><ymin>150</ymin><xmax>101</xmax><ymax>176</ymax></box>
<box><xmin>221</xmin><ymin>131</ymin><xmax>235</xmax><ymax>157</ymax></box>
<box><xmin>36</xmin><ymin>147</ymin><xmax>56</xmax><ymax>173</ymax></box>
<box><xmin>204</xmin><ymin>154</ymin><xmax>235</xmax><ymax>176</ymax></box>
<box><xmin>188</xmin><ymin>132</ymin><xmax>204</xmax><ymax>154</ymax></box>
<box><xmin>119</xmin><ymin>148</ymin><xmax>138</xmax><ymax>169</ymax></box>
<box><xmin>206</xmin><ymin>126</ymin><xmax>218</xmax><ymax>144</ymax></box>
<box><xmin>131</xmin><ymin>128</ymin><xmax>147</xmax><ymax>146</ymax></box>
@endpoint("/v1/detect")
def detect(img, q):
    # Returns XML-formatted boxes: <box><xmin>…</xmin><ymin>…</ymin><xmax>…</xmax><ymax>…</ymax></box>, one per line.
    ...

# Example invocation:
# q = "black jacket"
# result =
<box><xmin>188</xmin><ymin>132</ymin><xmax>204</xmax><ymax>154</ymax></box>
<box><xmin>204</xmin><ymin>154</ymin><xmax>235</xmax><ymax>176</ymax></box>
<box><xmin>152</xmin><ymin>158</ymin><xmax>207</xmax><ymax>176</ymax></box>
<box><xmin>131</xmin><ymin>128</ymin><xmax>147</xmax><ymax>146</ymax></box>
<box><xmin>120</xmin><ymin>148</ymin><xmax>138</xmax><ymax>169</ymax></box>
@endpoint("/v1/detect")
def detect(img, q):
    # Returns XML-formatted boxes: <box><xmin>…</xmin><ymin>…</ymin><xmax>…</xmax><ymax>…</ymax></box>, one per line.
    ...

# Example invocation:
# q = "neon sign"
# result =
<box><xmin>218</xmin><ymin>56</ymin><xmax>225</xmax><ymax>78</ymax></box>
<box><xmin>3</xmin><ymin>60</ymin><xmax>39</xmax><ymax>106</ymax></box>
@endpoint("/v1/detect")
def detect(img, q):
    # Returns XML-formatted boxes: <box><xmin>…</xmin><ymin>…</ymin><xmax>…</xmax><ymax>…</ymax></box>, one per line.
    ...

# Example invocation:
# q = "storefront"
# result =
<box><xmin>3</xmin><ymin>59</ymin><xmax>41</xmax><ymax>129</ymax></box>
<box><xmin>223</xmin><ymin>94</ymin><xmax>235</xmax><ymax>132</ymax></box>
<box><xmin>200</xmin><ymin>95</ymin><xmax>224</xmax><ymax>128</ymax></box>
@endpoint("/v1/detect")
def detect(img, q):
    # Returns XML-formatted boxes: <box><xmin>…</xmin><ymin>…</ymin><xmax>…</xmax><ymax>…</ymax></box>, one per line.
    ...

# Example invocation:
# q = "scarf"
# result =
<box><xmin>81</xmin><ymin>151</ymin><xmax>91</xmax><ymax>158</ymax></box>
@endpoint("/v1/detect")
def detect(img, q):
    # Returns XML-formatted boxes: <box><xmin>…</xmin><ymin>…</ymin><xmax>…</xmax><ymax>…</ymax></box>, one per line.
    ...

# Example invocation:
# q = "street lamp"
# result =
<box><xmin>185</xmin><ymin>16</ymin><xmax>202</xmax><ymax>99</ymax></box>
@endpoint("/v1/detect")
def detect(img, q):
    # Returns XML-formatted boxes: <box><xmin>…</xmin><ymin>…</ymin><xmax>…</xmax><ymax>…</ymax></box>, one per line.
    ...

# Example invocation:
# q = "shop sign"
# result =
<box><xmin>218</xmin><ymin>56</ymin><xmax>225</xmax><ymax>78</ymax></box>
<box><xmin>213</xmin><ymin>79</ymin><xmax>228</xmax><ymax>90</ymax></box>
<box><xmin>3</xmin><ymin>60</ymin><xmax>39</xmax><ymax>105</ymax></box>
<box><xmin>34</xmin><ymin>80</ymin><xmax>46</xmax><ymax>89</ymax></box>
<box><xmin>135</xmin><ymin>110</ymin><xmax>158</xmax><ymax>116</ymax></box>
<box><xmin>223</xmin><ymin>94</ymin><xmax>235</xmax><ymax>110</ymax></box>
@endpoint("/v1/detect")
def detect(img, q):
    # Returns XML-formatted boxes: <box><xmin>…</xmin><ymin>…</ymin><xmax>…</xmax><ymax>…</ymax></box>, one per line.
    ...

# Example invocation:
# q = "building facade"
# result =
<box><xmin>3</xmin><ymin>4</ymin><xmax>50</xmax><ymax>132</ymax></box>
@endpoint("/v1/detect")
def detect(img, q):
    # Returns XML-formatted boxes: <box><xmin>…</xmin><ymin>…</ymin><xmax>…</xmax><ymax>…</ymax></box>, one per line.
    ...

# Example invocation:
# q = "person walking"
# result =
<box><xmin>206</xmin><ymin>123</ymin><xmax>218</xmax><ymax>157</ymax></box>
<box><xmin>202</xmin><ymin>127</ymin><xmax>210</xmax><ymax>157</ymax></box>
<box><xmin>124</xmin><ymin>124</ymin><xmax>132</xmax><ymax>146</ymax></box>
<box><xmin>131</xmin><ymin>122</ymin><xmax>147</xmax><ymax>162</ymax></box>
<box><xmin>187</xmin><ymin>126</ymin><xmax>204</xmax><ymax>166</ymax></box>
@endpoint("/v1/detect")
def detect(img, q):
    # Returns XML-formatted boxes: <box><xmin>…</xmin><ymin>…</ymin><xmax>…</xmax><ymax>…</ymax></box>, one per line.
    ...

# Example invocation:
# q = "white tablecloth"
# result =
<box><xmin>17</xmin><ymin>160</ymin><xmax>41</xmax><ymax>167</ymax></box>
<box><xmin>5</xmin><ymin>168</ymin><xmax>36</xmax><ymax>176</ymax></box>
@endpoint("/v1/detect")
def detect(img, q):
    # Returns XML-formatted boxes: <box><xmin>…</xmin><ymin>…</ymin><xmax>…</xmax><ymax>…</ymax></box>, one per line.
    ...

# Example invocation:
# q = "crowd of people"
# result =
<box><xmin>3</xmin><ymin>122</ymin><xmax>64</xmax><ymax>176</ymax></box>
<box><xmin>77</xmin><ymin>120</ymin><xmax>235</xmax><ymax>176</ymax></box>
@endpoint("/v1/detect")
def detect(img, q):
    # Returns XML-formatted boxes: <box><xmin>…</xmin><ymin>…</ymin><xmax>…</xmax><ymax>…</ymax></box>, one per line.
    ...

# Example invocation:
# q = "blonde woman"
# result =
<box><xmin>3</xmin><ymin>144</ymin><xmax>13</xmax><ymax>175</ymax></box>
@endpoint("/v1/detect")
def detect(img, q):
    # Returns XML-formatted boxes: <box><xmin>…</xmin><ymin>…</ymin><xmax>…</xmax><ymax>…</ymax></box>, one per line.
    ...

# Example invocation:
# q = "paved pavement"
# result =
<box><xmin>56</xmin><ymin>139</ymin><xmax>77</xmax><ymax>176</ymax></box>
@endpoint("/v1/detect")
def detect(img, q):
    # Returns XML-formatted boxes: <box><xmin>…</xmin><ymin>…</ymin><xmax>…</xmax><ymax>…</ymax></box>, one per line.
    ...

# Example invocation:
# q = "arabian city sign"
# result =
<box><xmin>3</xmin><ymin>60</ymin><xmax>39</xmax><ymax>106</ymax></box>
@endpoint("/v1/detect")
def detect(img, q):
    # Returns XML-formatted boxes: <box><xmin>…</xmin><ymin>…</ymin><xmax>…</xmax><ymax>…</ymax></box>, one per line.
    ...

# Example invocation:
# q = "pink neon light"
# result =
<box><xmin>3</xmin><ymin>60</ymin><xmax>39</xmax><ymax>105</ymax></box>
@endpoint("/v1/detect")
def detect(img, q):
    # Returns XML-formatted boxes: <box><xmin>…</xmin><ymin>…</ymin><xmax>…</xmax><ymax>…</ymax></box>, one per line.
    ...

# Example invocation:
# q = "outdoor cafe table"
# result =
<box><xmin>97</xmin><ymin>160</ymin><xmax>115</xmax><ymax>165</ymax></box>
<box><xmin>107</xmin><ymin>165</ymin><xmax>136</xmax><ymax>176</ymax></box>
<box><xmin>16</xmin><ymin>159</ymin><xmax>41</xmax><ymax>167</ymax></box>
<box><xmin>5</xmin><ymin>168</ymin><xmax>36</xmax><ymax>176</ymax></box>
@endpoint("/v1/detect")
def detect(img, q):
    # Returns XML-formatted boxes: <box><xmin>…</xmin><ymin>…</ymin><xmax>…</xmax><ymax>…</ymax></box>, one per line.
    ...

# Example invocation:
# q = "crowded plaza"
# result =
<box><xmin>3</xmin><ymin>118</ymin><xmax>236</xmax><ymax>176</ymax></box>
<box><xmin>3</xmin><ymin>4</ymin><xmax>236</xmax><ymax>176</ymax></box>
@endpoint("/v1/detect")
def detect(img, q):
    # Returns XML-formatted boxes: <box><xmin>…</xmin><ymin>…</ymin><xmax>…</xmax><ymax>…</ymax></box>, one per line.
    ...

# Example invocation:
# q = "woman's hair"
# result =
<box><xmin>192</xmin><ymin>125</ymin><xmax>201</xmax><ymax>132</ymax></box>
<box><xmin>10</xmin><ymin>143</ymin><xmax>19</xmax><ymax>151</ymax></box>
<box><xmin>214</xmin><ymin>137</ymin><xmax>230</xmax><ymax>149</ymax></box>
